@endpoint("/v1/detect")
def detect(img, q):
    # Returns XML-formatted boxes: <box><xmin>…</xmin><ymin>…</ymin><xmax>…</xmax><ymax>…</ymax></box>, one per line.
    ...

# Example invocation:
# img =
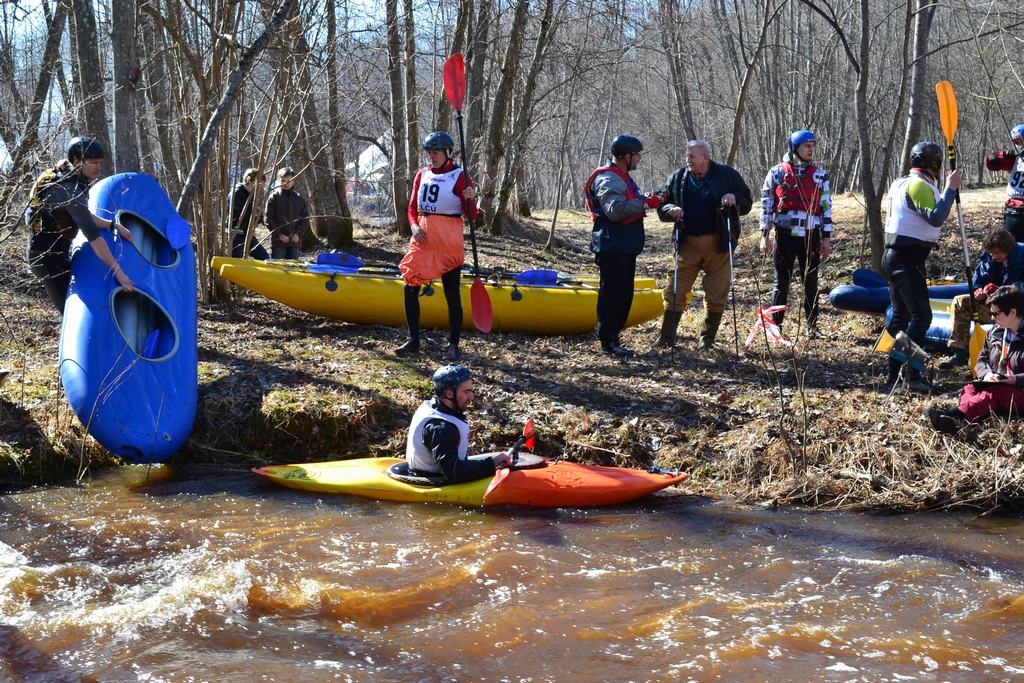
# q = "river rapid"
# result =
<box><xmin>1</xmin><ymin>464</ymin><xmax>1023</xmax><ymax>682</ymax></box>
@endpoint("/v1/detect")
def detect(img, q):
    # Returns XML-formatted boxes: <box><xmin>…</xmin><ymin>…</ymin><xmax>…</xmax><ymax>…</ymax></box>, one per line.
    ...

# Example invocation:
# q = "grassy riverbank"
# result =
<box><xmin>3</xmin><ymin>187</ymin><xmax>1023</xmax><ymax>512</ymax></box>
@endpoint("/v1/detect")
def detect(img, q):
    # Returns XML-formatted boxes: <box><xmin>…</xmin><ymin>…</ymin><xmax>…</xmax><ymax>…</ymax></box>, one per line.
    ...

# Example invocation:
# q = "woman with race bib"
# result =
<box><xmin>397</xmin><ymin>131</ymin><xmax>476</xmax><ymax>361</ymax></box>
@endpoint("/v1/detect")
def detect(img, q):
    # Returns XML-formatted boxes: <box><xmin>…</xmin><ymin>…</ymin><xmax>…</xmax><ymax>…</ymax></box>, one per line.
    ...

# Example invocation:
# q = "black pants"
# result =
<box><xmin>770</xmin><ymin>229</ymin><xmax>822</xmax><ymax>326</ymax></box>
<box><xmin>27</xmin><ymin>240</ymin><xmax>71</xmax><ymax>313</ymax></box>
<box><xmin>1004</xmin><ymin>211</ymin><xmax>1024</xmax><ymax>243</ymax></box>
<box><xmin>404</xmin><ymin>266</ymin><xmax>463</xmax><ymax>346</ymax></box>
<box><xmin>595</xmin><ymin>251</ymin><xmax>637</xmax><ymax>345</ymax></box>
<box><xmin>231</xmin><ymin>230</ymin><xmax>269</xmax><ymax>260</ymax></box>
<box><xmin>881</xmin><ymin>244</ymin><xmax>932</xmax><ymax>379</ymax></box>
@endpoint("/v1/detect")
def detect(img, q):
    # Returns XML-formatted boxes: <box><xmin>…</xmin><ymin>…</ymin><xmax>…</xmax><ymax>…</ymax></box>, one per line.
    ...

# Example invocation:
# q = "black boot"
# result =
<box><xmin>655</xmin><ymin>310</ymin><xmax>683</xmax><ymax>348</ymax></box>
<box><xmin>700</xmin><ymin>312</ymin><xmax>724</xmax><ymax>350</ymax></box>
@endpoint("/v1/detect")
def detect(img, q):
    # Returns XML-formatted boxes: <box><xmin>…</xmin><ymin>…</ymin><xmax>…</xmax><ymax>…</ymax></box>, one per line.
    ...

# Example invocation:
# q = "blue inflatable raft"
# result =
<box><xmin>828</xmin><ymin>268</ymin><xmax>970</xmax><ymax>347</ymax></box>
<box><xmin>59</xmin><ymin>173</ymin><xmax>197</xmax><ymax>463</ymax></box>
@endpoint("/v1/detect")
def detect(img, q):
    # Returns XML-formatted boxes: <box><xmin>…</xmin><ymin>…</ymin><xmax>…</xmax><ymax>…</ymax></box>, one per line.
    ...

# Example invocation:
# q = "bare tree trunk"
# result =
<box><xmin>110</xmin><ymin>0</ymin><xmax>140</xmax><ymax>172</ymax></box>
<box><xmin>658</xmin><ymin>0</ymin><xmax>696</xmax><ymax>141</ymax></box>
<box><xmin>855</xmin><ymin>0</ymin><xmax>883</xmax><ymax>270</ymax></box>
<box><xmin>71</xmin><ymin>0</ymin><xmax>111</xmax><ymax>173</ymax></box>
<box><xmin>4</xmin><ymin>0</ymin><xmax>67</xmax><ymax>178</ymax></box>
<box><xmin>465</xmin><ymin>0</ymin><xmax>492</xmax><ymax>171</ymax></box>
<box><xmin>327</xmin><ymin>0</ymin><xmax>353</xmax><ymax>246</ymax></box>
<box><xmin>492</xmin><ymin>0</ymin><xmax>555</xmax><ymax>233</ymax></box>
<box><xmin>386</xmin><ymin>0</ymin><xmax>410</xmax><ymax>235</ymax></box>
<box><xmin>545</xmin><ymin>44</ymin><xmax>586</xmax><ymax>251</ymax></box>
<box><xmin>898</xmin><ymin>0</ymin><xmax>935</xmax><ymax>173</ymax></box>
<box><xmin>725</xmin><ymin>0</ymin><xmax>780</xmax><ymax>166</ymax></box>
<box><xmin>435</xmin><ymin>0</ymin><xmax>472</xmax><ymax>132</ymax></box>
<box><xmin>479</xmin><ymin>0</ymin><xmax>530</xmax><ymax>233</ymax></box>
<box><xmin>139</xmin><ymin>11</ymin><xmax>181</xmax><ymax>192</ymax></box>
<box><xmin>176</xmin><ymin>0</ymin><xmax>297</xmax><ymax>212</ymax></box>
<box><xmin>402</xmin><ymin>0</ymin><xmax>419</xmax><ymax>175</ymax></box>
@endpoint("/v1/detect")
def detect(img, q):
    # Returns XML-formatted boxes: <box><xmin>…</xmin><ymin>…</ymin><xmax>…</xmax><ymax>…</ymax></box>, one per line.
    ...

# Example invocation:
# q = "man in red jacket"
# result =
<box><xmin>984</xmin><ymin>124</ymin><xmax>1024</xmax><ymax>241</ymax></box>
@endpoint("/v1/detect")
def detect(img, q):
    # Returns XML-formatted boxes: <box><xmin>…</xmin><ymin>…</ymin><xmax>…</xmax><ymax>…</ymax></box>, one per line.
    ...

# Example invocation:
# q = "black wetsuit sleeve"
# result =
<box><xmin>422</xmin><ymin>419</ymin><xmax>496</xmax><ymax>483</ymax></box>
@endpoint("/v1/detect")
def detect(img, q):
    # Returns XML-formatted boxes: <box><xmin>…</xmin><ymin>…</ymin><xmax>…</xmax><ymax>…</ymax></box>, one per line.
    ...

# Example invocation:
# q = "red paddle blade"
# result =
<box><xmin>471</xmin><ymin>277</ymin><xmax>493</xmax><ymax>333</ymax></box>
<box><xmin>523</xmin><ymin>419</ymin><xmax>535</xmax><ymax>450</ymax></box>
<box><xmin>443</xmin><ymin>53</ymin><xmax>467</xmax><ymax>112</ymax></box>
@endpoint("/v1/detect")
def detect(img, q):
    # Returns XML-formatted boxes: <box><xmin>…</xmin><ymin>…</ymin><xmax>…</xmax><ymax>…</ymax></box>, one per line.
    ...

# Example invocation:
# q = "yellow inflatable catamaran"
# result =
<box><xmin>211</xmin><ymin>256</ymin><xmax>663</xmax><ymax>335</ymax></box>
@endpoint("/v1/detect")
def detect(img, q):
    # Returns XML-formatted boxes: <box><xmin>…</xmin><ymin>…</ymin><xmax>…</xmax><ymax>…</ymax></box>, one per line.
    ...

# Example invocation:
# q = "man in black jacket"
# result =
<box><xmin>265</xmin><ymin>166</ymin><xmax>310</xmax><ymax>259</ymax></box>
<box><xmin>655</xmin><ymin>140</ymin><xmax>753</xmax><ymax>350</ymax></box>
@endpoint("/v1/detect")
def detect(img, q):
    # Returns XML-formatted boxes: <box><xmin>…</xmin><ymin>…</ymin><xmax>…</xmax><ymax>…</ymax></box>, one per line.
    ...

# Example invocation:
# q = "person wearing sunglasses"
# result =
<box><xmin>928</xmin><ymin>285</ymin><xmax>1024</xmax><ymax>433</ymax></box>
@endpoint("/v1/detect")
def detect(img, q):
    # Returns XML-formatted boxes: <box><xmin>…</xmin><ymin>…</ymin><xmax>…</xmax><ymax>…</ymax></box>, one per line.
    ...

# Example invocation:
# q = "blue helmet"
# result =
<box><xmin>422</xmin><ymin>131</ymin><xmax>454</xmax><ymax>152</ymax></box>
<box><xmin>432</xmin><ymin>364</ymin><xmax>471</xmax><ymax>397</ymax></box>
<box><xmin>1012</xmin><ymin>124</ymin><xmax>1024</xmax><ymax>143</ymax></box>
<box><xmin>610</xmin><ymin>134</ymin><xmax>643</xmax><ymax>157</ymax></box>
<box><xmin>788</xmin><ymin>130</ymin><xmax>816</xmax><ymax>154</ymax></box>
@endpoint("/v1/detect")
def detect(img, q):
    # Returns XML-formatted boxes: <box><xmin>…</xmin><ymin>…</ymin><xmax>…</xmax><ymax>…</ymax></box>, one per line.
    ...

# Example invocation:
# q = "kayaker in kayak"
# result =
<box><xmin>25</xmin><ymin>136</ymin><xmax>135</xmax><ymax>312</ymax></box>
<box><xmin>397</xmin><ymin>131</ymin><xmax>477</xmax><ymax>360</ymax></box>
<box><xmin>406</xmin><ymin>365</ymin><xmax>511</xmax><ymax>483</ymax></box>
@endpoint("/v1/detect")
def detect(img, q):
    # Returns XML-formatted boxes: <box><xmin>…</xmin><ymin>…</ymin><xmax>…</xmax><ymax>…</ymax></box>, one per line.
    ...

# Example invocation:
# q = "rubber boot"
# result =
<box><xmin>654</xmin><ymin>310</ymin><xmax>683</xmax><ymax>348</ymax></box>
<box><xmin>700</xmin><ymin>312</ymin><xmax>724</xmax><ymax>350</ymax></box>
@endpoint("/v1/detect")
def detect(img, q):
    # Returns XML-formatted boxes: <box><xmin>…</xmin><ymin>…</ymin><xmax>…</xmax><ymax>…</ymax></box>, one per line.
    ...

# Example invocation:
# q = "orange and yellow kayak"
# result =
<box><xmin>252</xmin><ymin>457</ymin><xmax>686</xmax><ymax>508</ymax></box>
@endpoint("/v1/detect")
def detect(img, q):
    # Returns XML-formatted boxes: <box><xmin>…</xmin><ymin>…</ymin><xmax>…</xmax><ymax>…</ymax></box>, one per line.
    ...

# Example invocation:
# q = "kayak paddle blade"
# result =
<box><xmin>443</xmin><ymin>53</ymin><xmax>467</xmax><ymax>112</ymax></box>
<box><xmin>471</xmin><ymin>277</ymin><xmax>493</xmax><ymax>333</ymax></box>
<box><xmin>935</xmin><ymin>80</ymin><xmax>958</xmax><ymax>147</ymax></box>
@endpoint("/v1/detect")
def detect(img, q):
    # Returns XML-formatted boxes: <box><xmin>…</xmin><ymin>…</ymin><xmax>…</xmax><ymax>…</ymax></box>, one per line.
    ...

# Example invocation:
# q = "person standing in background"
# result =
<box><xmin>758</xmin><ymin>130</ymin><xmax>833</xmax><ymax>338</ymax></box>
<box><xmin>265</xmin><ymin>166</ymin><xmax>310</xmax><ymax>260</ymax></box>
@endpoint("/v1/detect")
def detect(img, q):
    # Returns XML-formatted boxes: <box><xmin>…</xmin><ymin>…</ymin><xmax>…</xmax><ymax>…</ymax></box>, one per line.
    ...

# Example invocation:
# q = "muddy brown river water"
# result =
<box><xmin>2</xmin><ymin>464</ymin><xmax>1023</xmax><ymax>681</ymax></box>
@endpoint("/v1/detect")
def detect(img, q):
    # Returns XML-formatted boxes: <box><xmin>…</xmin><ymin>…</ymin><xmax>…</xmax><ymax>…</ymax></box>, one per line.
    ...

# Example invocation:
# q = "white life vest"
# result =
<box><xmin>405</xmin><ymin>401</ymin><xmax>470</xmax><ymax>474</ymax></box>
<box><xmin>884</xmin><ymin>174</ymin><xmax>942</xmax><ymax>243</ymax></box>
<box><xmin>1007</xmin><ymin>155</ymin><xmax>1024</xmax><ymax>200</ymax></box>
<box><xmin>416</xmin><ymin>166</ymin><xmax>465</xmax><ymax>216</ymax></box>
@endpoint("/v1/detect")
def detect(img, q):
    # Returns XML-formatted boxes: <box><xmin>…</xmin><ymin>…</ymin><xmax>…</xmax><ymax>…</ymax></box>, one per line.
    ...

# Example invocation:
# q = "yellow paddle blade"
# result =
<box><xmin>873</xmin><ymin>328</ymin><xmax>896</xmax><ymax>354</ymax></box>
<box><xmin>935</xmin><ymin>80</ymin><xmax>958</xmax><ymax>146</ymax></box>
<box><xmin>968</xmin><ymin>322</ymin><xmax>986</xmax><ymax>376</ymax></box>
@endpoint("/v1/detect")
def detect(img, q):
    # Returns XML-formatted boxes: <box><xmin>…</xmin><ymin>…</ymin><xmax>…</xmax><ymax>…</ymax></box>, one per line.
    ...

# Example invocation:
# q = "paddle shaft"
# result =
<box><xmin>726</xmin><ymin>212</ymin><xmax>739</xmax><ymax>355</ymax></box>
<box><xmin>451</xmin><ymin>112</ymin><xmax>482</xmax><ymax>277</ymax></box>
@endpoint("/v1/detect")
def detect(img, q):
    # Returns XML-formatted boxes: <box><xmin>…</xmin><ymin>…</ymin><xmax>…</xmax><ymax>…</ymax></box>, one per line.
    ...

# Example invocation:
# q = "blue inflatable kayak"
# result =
<box><xmin>59</xmin><ymin>173</ymin><xmax>197</xmax><ymax>463</ymax></box>
<box><xmin>828</xmin><ymin>268</ymin><xmax>970</xmax><ymax>347</ymax></box>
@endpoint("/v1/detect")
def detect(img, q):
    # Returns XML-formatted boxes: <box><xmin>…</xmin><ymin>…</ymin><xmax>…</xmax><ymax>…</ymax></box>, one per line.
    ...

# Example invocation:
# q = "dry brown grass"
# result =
<box><xmin>3</xmin><ymin>185</ymin><xmax>1024</xmax><ymax>511</ymax></box>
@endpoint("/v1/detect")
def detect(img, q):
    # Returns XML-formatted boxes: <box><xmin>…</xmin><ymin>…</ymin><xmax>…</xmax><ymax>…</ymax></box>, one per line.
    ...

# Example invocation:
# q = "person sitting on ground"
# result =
<box><xmin>984</xmin><ymin>124</ymin><xmax>1024</xmax><ymax>241</ymax></box>
<box><xmin>25</xmin><ymin>136</ymin><xmax>134</xmax><ymax>312</ymax></box>
<box><xmin>938</xmin><ymin>228</ymin><xmax>1024</xmax><ymax>369</ymax></box>
<box><xmin>405</xmin><ymin>365</ymin><xmax>511</xmax><ymax>483</ymax></box>
<box><xmin>928</xmin><ymin>285</ymin><xmax>1024</xmax><ymax>433</ymax></box>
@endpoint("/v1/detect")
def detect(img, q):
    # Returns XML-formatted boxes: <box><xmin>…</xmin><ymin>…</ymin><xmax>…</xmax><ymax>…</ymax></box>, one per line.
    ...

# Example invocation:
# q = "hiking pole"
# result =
<box><xmin>727</xmin><ymin>213</ymin><xmax>739</xmax><ymax>356</ymax></box>
<box><xmin>721</xmin><ymin>205</ymin><xmax>740</xmax><ymax>355</ymax></box>
<box><xmin>672</xmin><ymin>222</ymin><xmax>680</xmax><ymax>307</ymax></box>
